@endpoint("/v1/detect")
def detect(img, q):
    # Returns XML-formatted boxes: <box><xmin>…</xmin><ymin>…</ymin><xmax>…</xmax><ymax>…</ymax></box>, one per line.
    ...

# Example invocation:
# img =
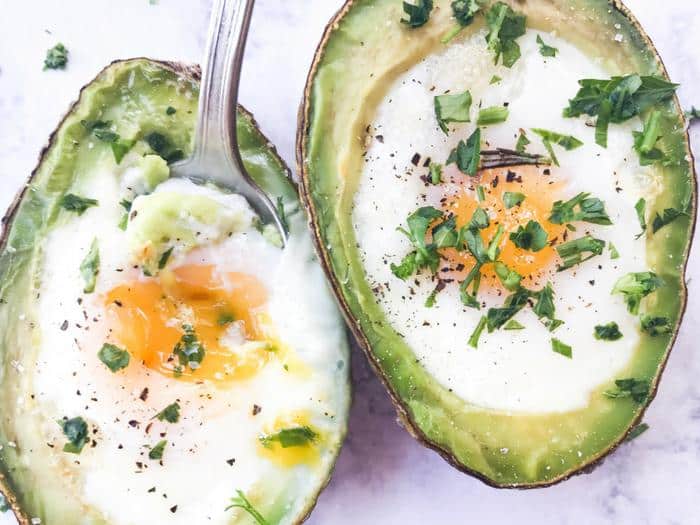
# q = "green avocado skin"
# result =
<box><xmin>299</xmin><ymin>0</ymin><xmax>695</xmax><ymax>487</ymax></box>
<box><xmin>0</xmin><ymin>59</ymin><xmax>320</xmax><ymax>524</ymax></box>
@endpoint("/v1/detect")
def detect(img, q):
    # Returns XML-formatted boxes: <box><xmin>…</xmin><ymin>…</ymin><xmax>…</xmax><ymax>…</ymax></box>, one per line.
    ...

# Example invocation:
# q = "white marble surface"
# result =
<box><xmin>0</xmin><ymin>1</ymin><xmax>699</xmax><ymax>524</ymax></box>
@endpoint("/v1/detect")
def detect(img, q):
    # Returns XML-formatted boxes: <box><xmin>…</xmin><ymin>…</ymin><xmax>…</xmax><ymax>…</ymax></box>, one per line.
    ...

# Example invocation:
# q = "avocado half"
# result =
<box><xmin>0</xmin><ymin>58</ymin><xmax>348</xmax><ymax>524</ymax></box>
<box><xmin>297</xmin><ymin>0</ymin><xmax>695</xmax><ymax>487</ymax></box>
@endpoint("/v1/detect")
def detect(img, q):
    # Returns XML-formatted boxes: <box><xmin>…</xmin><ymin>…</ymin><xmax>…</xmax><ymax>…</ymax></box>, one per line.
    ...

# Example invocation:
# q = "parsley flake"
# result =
<box><xmin>536</xmin><ymin>34</ymin><xmax>558</xmax><ymax>57</ymax></box>
<box><xmin>80</xmin><ymin>239</ymin><xmax>100</xmax><ymax>293</ymax></box>
<box><xmin>594</xmin><ymin>322</ymin><xmax>623</xmax><ymax>341</ymax></box>
<box><xmin>44</xmin><ymin>43</ymin><xmax>68</xmax><ymax>70</ymax></box>
<box><xmin>226</xmin><ymin>490</ymin><xmax>269</xmax><ymax>525</ymax></box>
<box><xmin>447</xmin><ymin>128</ymin><xmax>481</xmax><ymax>176</ymax></box>
<box><xmin>604</xmin><ymin>378</ymin><xmax>650</xmax><ymax>403</ymax></box>
<box><xmin>551</xmin><ymin>338</ymin><xmax>572</xmax><ymax>358</ymax></box>
<box><xmin>652</xmin><ymin>208</ymin><xmax>685</xmax><ymax>234</ymax></box>
<box><xmin>503</xmin><ymin>191</ymin><xmax>525</xmax><ymax>209</ymax></box>
<box><xmin>549</xmin><ymin>192</ymin><xmax>612</xmax><ymax>226</ymax></box>
<box><xmin>173</xmin><ymin>324</ymin><xmax>206</xmax><ymax>371</ymax></box>
<box><xmin>468</xmin><ymin>316</ymin><xmax>488</xmax><ymax>348</ymax></box>
<box><xmin>98</xmin><ymin>343</ymin><xmax>130</xmax><ymax>372</ymax></box>
<box><xmin>58</xmin><ymin>416</ymin><xmax>88</xmax><ymax>454</ymax></box>
<box><xmin>509</xmin><ymin>220</ymin><xmax>548</xmax><ymax>252</ymax></box>
<box><xmin>60</xmin><ymin>194</ymin><xmax>98</xmax><ymax>215</ymax></box>
<box><xmin>640</xmin><ymin>315</ymin><xmax>672</xmax><ymax>336</ymax></box>
<box><xmin>149</xmin><ymin>439</ymin><xmax>167</xmax><ymax>460</ymax></box>
<box><xmin>153</xmin><ymin>402</ymin><xmax>181</xmax><ymax>423</ymax></box>
<box><xmin>485</xmin><ymin>2</ymin><xmax>527</xmax><ymax>68</ymax></box>
<box><xmin>555</xmin><ymin>235</ymin><xmax>606</xmax><ymax>271</ymax></box>
<box><xmin>477</xmin><ymin>106</ymin><xmax>509</xmax><ymax>126</ymax></box>
<box><xmin>531</xmin><ymin>128</ymin><xmax>583</xmax><ymax>166</ymax></box>
<box><xmin>612</xmin><ymin>272</ymin><xmax>663</xmax><ymax>314</ymax></box>
<box><xmin>259</xmin><ymin>426</ymin><xmax>317</xmax><ymax>448</ymax></box>
<box><xmin>434</xmin><ymin>90</ymin><xmax>472</xmax><ymax>133</ymax></box>
<box><xmin>401</xmin><ymin>0</ymin><xmax>433</xmax><ymax>28</ymax></box>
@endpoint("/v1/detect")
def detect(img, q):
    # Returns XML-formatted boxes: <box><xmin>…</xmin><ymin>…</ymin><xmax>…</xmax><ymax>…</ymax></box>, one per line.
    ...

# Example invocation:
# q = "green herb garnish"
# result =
<box><xmin>477</xmin><ymin>106</ymin><xmax>509</xmax><ymax>126</ymax></box>
<box><xmin>80</xmin><ymin>239</ymin><xmax>100</xmax><ymax>293</ymax></box>
<box><xmin>44</xmin><ymin>43</ymin><xmax>68</xmax><ymax>70</ymax></box>
<box><xmin>634</xmin><ymin>198</ymin><xmax>647</xmax><ymax>238</ymax></box>
<box><xmin>533</xmin><ymin>283</ymin><xmax>562</xmax><ymax>331</ymax></box>
<box><xmin>490</xmin><ymin>75</ymin><xmax>502</xmax><ymax>85</ymax></box>
<box><xmin>509</xmin><ymin>220</ymin><xmax>548</xmax><ymax>252</ymax></box>
<box><xmin>391</xmin><ymin>206</ymin><xmax>444</xmax><ymax>279</ymax></box>
<box><xmin>612</xmin><ymin>272</ymin><xmax>663</xmax><ymax>314</ymax></box>
<box><xmin>640</xmin><ymin>315</ymin><xmax>672</xmax><ymax>336</ymax></box>
<box><xmin>549</xmin><ymin>192</ymin><xmax>611</xmax><ymax>226</ymax></box>
<box><xmin>434</xmin><ymin>90</ymin><xmax>472</xmax><ymax>133</ymax></box>
<box><xmin>494</xmin><ymin>261</ymin><xmax>521</xmax><ymax>291</ymax></box>
<box><xmin>515</xmin><ymin>130</ymin><xmax>530</xmax><ymax>153</ymax></box>
<box><xmin>503</xmin><ymin>191</ymin><xmax>525</xmax><ymax>209</ymax></box>
<box><xmin>173</xmin><ymin>324</ymin><xmax>206</xmax><ymax>371</ymax></box>
<box><xmin>531</xmin><ymin>128</ymin><xmax>583</xmax><ymax>166</ymax></box>
<box><xmin>98</xmin><ymin>343</ymin><xmax>130</xmax><ymax>372</ymax></box>
<box><xmin>447</xmin><ymin>128</ymin><xmax>481</xmax><ymax>176</ymax></box>
<box><xmin>166</xmin><ymin>106</ymin><xmax>177</xmax><ymax>115</ymax></box>
<box><xmin>429</xmin><ymin>162</ymin><xmax>443</xmax><ymax>184</ymax></box>
<box><xmin>626</xmin><ymin>422</ymin><xmax>650</xmax><ymax>442</ymax></box>
<box><xmin>652</xmin><ymin>208</ymin><xmax>685</xmax><ymax>234</ymax></box>
<box><xmin>0</xmin><ymin>492</ymin><xmax>8</xmax><ymax>513</ymax></box>
<box><xmin>158</xmin><ymin>247</ymin><xmax>174</xmax><ymax>270</ymax></box>
<box><xmin>226</xmin><ymin>490</ymin><xmax>269</xmax><ymax>525</ymax></box>
<box><xmin>503</xmin><ymin>319</ymin><xmax>525</xmax><ymax>330</ymax></box>
<box><xmin>551</xmin><ymin>338</ymin><xmax>572</xmax><ymax>358</ymax></box>
<box><xmin>632</xmin><ymin>110</ymin><xmax>667</xmax><ymax>166</ymax></box>
<box><xmin>536</xmin><ymin>34</ymin><xmax>558</xmax><ymax>57</ymax></box>
<box><xmin>442</xmin><ymin>0</ymin><xmax>481</xmax><ymax>43</ymax></box>
<box><xmin>485</xmin><ymin>2</ymin><xmax>527</xmax><ymax>68</ymax></box>
<box><xmin>555</xmin><ymin>235</ymin><xmax>606</xmax><ymax>271</ymax></box>
<box><xmin>608</xmin><ymin>242</ymin><xmax>620</xmax><ymax>259</ymax></box>
<box><xmin>686</xmin><ymin>107</ymin><xmax>700</xmax><ymax>121</ymax></box>
<box><xmin>604</xmin><ymin>378</ymin><xmax>650</xmax><ymax>403</ymax></box>
<box><xmin>58</xmin><ymin>417</ymin><xmax>88</xmax><ymax>454</ymax></box>
<box><xmin>153</xmin><ymin>402</ymin><xmax>181</xmax><ymax>423</ymax></box>
<box><xmin>149</xmin><ymin>439</ymin><xmax>167</xmax><ymax>460</ymax></box>
<box><xmin>594</xmin><ymin>322</ymin><xmax>623</xmax><ymax>341</ymax></box>
<box><xmin>144</xmin><ymin>132</ymin><xmax>184</xmax><ymax>164</ymax></box>
<box><xmin>60</xmin><ymin>194</ymin><xmax>98</xmax><ymax>216</ymax></box>
<box><xmin>468</xmin><ymin>316</ymin><xmax>488</xmax><ymax>348</ymax></box>
<box><xmin>486</xmin><ymin>287</ymin><xmax>530</xmax><ymax>332</ymax></box>
<box><xmin>476</xmin><ymin>185</ymin><xmax>486</xmax><ymax>202</ymax></box>
<box><xmin>401</xmin><ymin>0</ymin><xmax>433</xmax><ymax>28</ymax></box>
<box><xmin>259</xmin><ymin>426</ymin><xmax>317</xmax><ymax>448</ymax></box>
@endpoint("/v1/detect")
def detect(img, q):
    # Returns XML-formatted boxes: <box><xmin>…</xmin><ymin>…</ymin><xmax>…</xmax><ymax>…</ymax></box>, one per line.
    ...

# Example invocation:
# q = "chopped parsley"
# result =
<box><xmin>531</xmin><ymin>128</ymin><xmax>583</xmax><ymax>166</ymax></box>
<box><xmin>485</xmin><ymin>2</ymin><xmax>527</xmax><ymax>68</ymax></box>
<box><xmin>477</xmin><ymin>106</ymin><xmax>509</xmax><ymax>126</ymax></box>
<box><xmin>604</xmin><ymin>378</ymin><xmax>650</xmax><ymax>403</ymax></box>
<box><xmin>563</xmin><ymin>74</ymin><xmax>679</xmax><ymax>147</ymax></box>
<box><xmin>652</xmin><ymin>208</ymin><xmax>685</xmax><ymax>234</ymax></box>
<box><xmin>166</xmin><ymin>106</ymin><xmax>177</xmax><ymax>115</ymax></box>
<box><xmin>686</xmin><ymin>107</ymin><xmax>700</xmax><ymax>121</ymax></box>
<box><xmin>626</xmin><ymin>422</ymin><xmax>650</xmax><ymax>442</ymax></box>
<box><xmin>173</xmin><ymin>324</ymin><xmax>206</xmax><ymax>371</ymax></box>
<box><xmin>58</xmin><ymin>416</ymin><xmax>88</xmax><ymax>454</ymax></box>
<box><xmin>490</xmin><ymin>75</ymin><xmax>502</xmax><ymax>85</ymax></box>
<box><xmin>158</xmin><ymin>247</ymin><xmax>174</xmax><ymax>270</ymax></box>
<box><xmin>468</xmin><ymin>316</ymin><xmax>488</xmax><ymax>348</ymax></box>
<box><xmin>60</xmin><ymin>194</ymin><xmax>98</xmax><ymax>215</ymax></box>
<box><xmin>149</xmin><ymin>439</ymin><xmax>167</xmax><ymax>460</ymax></box>
<box><xmin>634</xmin><ymin>197</ymin><xmax>647</xmax><ymax>238</ymax></box>
<box><xmin>0</xmin><ymin>493</ymin><xmax>8</xmax><ymax>513</ymax></box>
<box><xmin>434</xmin><ymin>90</ymin><xmax>472</xmax><ymax>133</ymax></box>
<box><xmin>98</xmin><ymin>343</ymin><xmax>130</xmax><ymax>372</ymax></box>
<box><xmin>447</xmin><ymin>128</ymin><xmax>481</xmax><ymax>176</ymax></box>
<box><xmin>494</xmin><ymin>262</ymin><xmax>521</xmax><ymax>291</ymax></box>
<box><xmin>612</xmin><ymin>271</ymin><xmax>663</xmax><ymax>314</ymax></box>
<box><xmin>226</xmin><ymin>490</ymin><xmax>269</xmax><ymax>525</ymax></box>
<box><xmin>401</xmin><ymin>0</ymin><xmax>433</xmax><ymax>28</ymax></box>
<box><xmin>275</xmin><ymin>196</ymin><xmax>289</xmax><ymax>235</ymax></box>
<box><xmin>549</xmin><ymin>192</ymin><xmax>612</xmax><ymax>226</ymax></box>
<box><xmin>476</xmin><ymin>185</ymin><xmax>486</xmax><ymax>202</ymax></box>
<box><xmin>80</xmin><ymin>120</ymin><xmax>134</xmax><ymax>164</ymax></box>
<box><xmin>640</xmin><ymin>315</ymin><xmax>672</xmax><ymax>336</ymax></box>
<box><xmin>118</xmin><ymin>199</ymin><xmax>132</xmax><ymax>230</ymax></box>
<box><xmin>217</xmin><ymin>312</ymin><xmax>236</xmax><ymax>326</ymax></box>
<box><xmin>536</xmin><ymin>34</ymin><xmax>558</xmax><ymax>57</ymax></box>
<box><xmin>442</xmin><ymin>0</ymin><xmax>481</xmax><ymax>43</ymax></box>
<box><xmin>144</xmin><ymin>132</ymin><xmax>184</xmax><ymax>164</ymax></box>
<box><xmin>44</xmin><ymin>43</ymin><xmax>68</xmax><ymax>70</ymax></box>
<box><xmin>551</xmin><ymin>338</ymin><xmax>572</xmax><ymax>358</ymax></box>
<box><xmin>503</xmin><ymin>191</ymin><xmax>525</xmax><ymax>209</ymax></box>
<box><xmin>486</xmin><ymin>287</ymin><xmax>530</xmax><ymax>332</ymax></box>
<box><xmin>509</xmin><ymin>220</ymin><xmax>548</xmax><ymax>252</ymax></box>
<box><xmin>503</xmin><ymin>319</ymin><xmax>525</xmax><ymax>330</ymax></box>
<box><xmin>429</xmin><ymin>162</ymin><xmax>443</xmax><ymax>184</ymax></box>
<box><xmin>515</xmin><ymin>130</ymin><xmax>530</xmax><ymax>153</ymax></box>
<box><xmin>594</xmin><ymin>322</ymin><xmax>623</xmax><ymax>341</ymax></box>
<box><xmin>533</xmin><ymin>283</ymin><xmax>562</xmax><ymax>331</ymax></box>
<box><xmin>80</xmin><ymin>238</ymin><xmax>100</xmax><ymax>293</ymax></box>
<box><xmin>555</xmin><ymin>235</ymin><xmax>606</xmax><ymax>271</ymax></box>
<box><xmin>609</xmin><ymin>242</ymin><xmax>620</xmax><ymax>259</ymax></box>
<box><xmin>632</xmin><ymin>110</ymin><xmax>667</xmax><ymax>166</ymax></box>
<box><xmin>153</xmin><ymin>402</ymin><xmax>181</xmax><ymax>423</ymax></box>
<box><xmin>391</xmin><ymin>206</ymin><xmax>444</xmax><ymax>279</ymax></box>
<box><xmin>259</xmin><ymin>426</ymin><xmax>317</xmax><ymax>448</ymax></box>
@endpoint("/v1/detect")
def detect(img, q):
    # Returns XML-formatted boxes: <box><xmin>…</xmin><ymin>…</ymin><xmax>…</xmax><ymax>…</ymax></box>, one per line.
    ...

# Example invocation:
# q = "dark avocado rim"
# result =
<box><xmin>295</xmin><ymin>0</ymin><xmax>697</xmax><ymax>489</ymax></box>
<box><xmin>0</xmin><ymin>58</ymin><xmax>343</xmax><ymax>525</ymax></box>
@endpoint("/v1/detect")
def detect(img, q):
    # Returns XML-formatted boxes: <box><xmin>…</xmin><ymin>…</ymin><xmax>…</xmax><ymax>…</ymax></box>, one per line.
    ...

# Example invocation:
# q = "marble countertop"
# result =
<box><xmin>1</xmin><ymin>1</ymin><xmax>698</xmax><ymax>524</ymax></box>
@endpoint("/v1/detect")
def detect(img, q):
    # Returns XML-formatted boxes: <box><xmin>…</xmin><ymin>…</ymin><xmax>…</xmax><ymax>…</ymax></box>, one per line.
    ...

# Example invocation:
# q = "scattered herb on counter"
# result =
<box><xmin>401</xmin><ymin>0</ymin><xmax>433</xmax><ymax>28</ymax></box>
<box><xmin>80</xmin><ymin>239</ymin><xmax>100</xmax><ymax>293</ymax></box>
<box><xmin>442</xmin><ymin>0</ymin><xmax>481</xmax><ymax>43</ymax></box>
<box><xmin>153</xmin><ymin>402</ymin><xmax>181</xmax><ymax>424</ymax></box>
<box><xmin>485</xmin><ymin>2</ymin><xmax>527</xmax><ymax>68</ymax></box>
<box><xmin>509</xmin><ymin>220</ymin><xmax>548</xmax><ymax>252</ymax></box>
<box><xmin>604</xmin><ymin>378</ymin><xmax>650</xmax><ymax>403</ymax></box>
<box><xmin>594</xmin><ymin>322</ymin><xmax>623</xmax><ymax>341</ymax></box>
<box><xmin>640</xmin><ymin>315</ymin><xmax>672</xmax><ymax>336</ymax></box>
<box><xmin>652</xmin><ymin>208</ymin><xmax>685</xmax><ymax>234</ymax></box>
<box><xmin>60</xmin><ymin>194</ymin><xmax>98</xmax><ymax>216</ymax></box>
<box><xmin>447</xmin><ymin>128</ymin><xmax>481</xmax><ymax>176</ymax></box>
<box><xmin>435</xmin><ymin>90</ymin><xmax>472</xmax><ymax>133</ymax></box>
<box><xmin>625</xmin><ymin>422</ymin><xmax>650</xmax><ymax>442</ymax></box>
<box><xmin>468</xmin><ymin>316</ymin><xmax>488</xmax><ymax>348</ymax></box>
<box><xmin>148</xmin><ymin>439</ymin><xmax>167</xmax><ymax>460</ymax></box>
<box><xmin>563</xmin><ymin>74</ymin><xmax>679</xmax><ymax>147</ymax></box>
<box><xmin>612</xmin><ymin>272</ymin><xmax>663</xmax><ymax>314</ymax></box>
<box><xmin>531</xmin><ymin>128</ymin><xmax>583</xmax><ymax>166</ymax></box>
<box><xmin>226</xmin><ymin>490</ymin><xmax>269</xmax><ymax>525</ymax></box>
<box><xmin>555</xmin><ymin>235</ymin><xmax>606</xmax><ymax>271</ymax></box>
<box><xmin>173</xmin><ymin>324</ymin><xmax>206</xmax><ymax>371</ymax></box>
<box><xmin>536</xmin><ymin>34</ymin><xmax>558</xmax><ymax>57</ymax></box>
<box><xmin>58</xmin><ymin>416</ymin><xmax>88</xmax><ymax>454</ymax></box>
<box><xmin>98</xmin><ymin>343</ymin><xmax>130</xmax><ymax>372</ymax></box>
<box><xmin>549</xmin><ymin>192</ymin><xmax>612</xmax><ymax>226</ymax></box>
<box><xmin>551</xmin><ymin>338</ymin><xmax>572</xmax><ymax>358</ymax></box>
<box><xmin>477</xmin><ymin>106</ymin><xmax>509</xmax><ymax>126</ymax></box>
<box><xmin>44</xmin><ymin>43</ymin><xmax>68</xmax><ymax>70</ymax></box>
<box><xmin>259</xmin><ymin>426</ymin><xmax>317</xmax><ymax>448</ymax></box>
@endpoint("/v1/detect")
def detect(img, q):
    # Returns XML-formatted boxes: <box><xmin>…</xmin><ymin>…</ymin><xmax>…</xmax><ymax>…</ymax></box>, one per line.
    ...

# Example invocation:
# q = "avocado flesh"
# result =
<box><xmin>299</xmin><ymin>0</ymin><xmax>695</xmax><ymax>486</ymax></box>
<box><xmin>0</xmin><ymin>59</ymin><xmax>347</xmax><ymax>524</ymax></box>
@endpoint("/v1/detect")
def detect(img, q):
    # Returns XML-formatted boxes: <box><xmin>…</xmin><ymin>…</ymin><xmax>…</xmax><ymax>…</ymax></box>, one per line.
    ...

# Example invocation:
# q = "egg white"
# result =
<box><xmin>353</xmin><ymin>29</ymin><xmax>658</xmax><ymax>414</ymax></box>
<box><xmin>26</xmin><ymin>168</ymin><xmax>349</xmax><ymax>524</ymax></box>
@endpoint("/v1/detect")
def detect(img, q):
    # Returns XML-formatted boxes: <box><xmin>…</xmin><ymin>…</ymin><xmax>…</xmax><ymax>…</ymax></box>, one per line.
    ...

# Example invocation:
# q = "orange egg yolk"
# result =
<box><xmin>104</xmin><ymin>264</ymin><xmax>276</xmax><ymax>383</ymax></box>
<box><xmin>441</xmin><ymin>165</ymin><xmax>566</xmax><ymax>289</ymax></box>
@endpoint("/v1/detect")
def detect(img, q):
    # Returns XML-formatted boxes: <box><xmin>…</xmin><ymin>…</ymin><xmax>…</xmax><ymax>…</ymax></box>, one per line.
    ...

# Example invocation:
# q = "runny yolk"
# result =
<box><xmin>104</xmin><ymin>264</ymin><xmax>277</xmax><ymax>383</ymax></box>
<box><xmin>442</xmin><ymin>165</ymin><xmax>567</xmax><ymax>289</ymax></box>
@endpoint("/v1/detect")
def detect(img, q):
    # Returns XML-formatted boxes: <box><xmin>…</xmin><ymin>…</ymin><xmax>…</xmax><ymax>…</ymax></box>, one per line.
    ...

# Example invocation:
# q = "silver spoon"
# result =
<box><xmin>170</xmin><ymin>0</ymin><xmax>287</xmax><ymax>243</ymax></box>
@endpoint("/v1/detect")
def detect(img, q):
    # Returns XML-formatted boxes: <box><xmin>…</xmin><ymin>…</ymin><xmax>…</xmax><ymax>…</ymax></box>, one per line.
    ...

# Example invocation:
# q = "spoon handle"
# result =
<box><xmin>192</xmin><ymin>0</ymin><xmax>254</xmax><ymax>173</ymax></box>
